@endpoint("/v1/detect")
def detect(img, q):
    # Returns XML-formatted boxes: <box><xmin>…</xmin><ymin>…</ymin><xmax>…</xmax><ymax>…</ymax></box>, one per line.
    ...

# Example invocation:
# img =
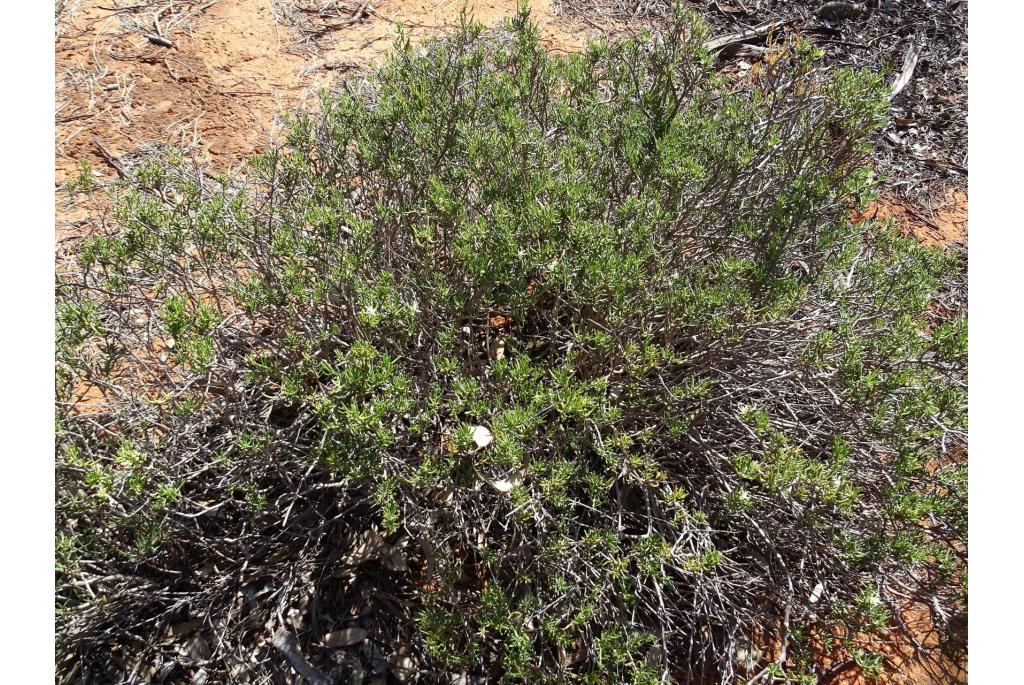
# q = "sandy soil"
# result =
<box><xmin>854</xmin><ymin>188</ymin><xmax>968</xmax><ymax>247</ymax></box>
<box><xmin>53</xmin><ymin>2</ymin><xmax>966</xmax><ymax>682</ymax></box>
<box><xmin>824</xmin><ymin>604</ymin><xmax>966</xmax><ymax>685</ymax></box>
<box><xmin>55</xmin><ymin>0</ymin><xmax>590</xmax><ymax>185</ymax></box>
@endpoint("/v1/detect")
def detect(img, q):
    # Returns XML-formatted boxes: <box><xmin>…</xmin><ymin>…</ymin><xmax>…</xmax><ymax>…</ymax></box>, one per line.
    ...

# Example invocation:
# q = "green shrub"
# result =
<box><xmin>56</xmin><ymin>6</ymin><xmax>966</xmax><ymax>683</ymax></box>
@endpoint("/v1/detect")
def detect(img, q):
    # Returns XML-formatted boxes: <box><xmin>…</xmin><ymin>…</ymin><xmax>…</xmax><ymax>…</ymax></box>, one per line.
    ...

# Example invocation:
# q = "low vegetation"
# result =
<box><xmin>56</xmin><ymin>7</ymin><xmax>966</xmax><ymax>683</ymax></box>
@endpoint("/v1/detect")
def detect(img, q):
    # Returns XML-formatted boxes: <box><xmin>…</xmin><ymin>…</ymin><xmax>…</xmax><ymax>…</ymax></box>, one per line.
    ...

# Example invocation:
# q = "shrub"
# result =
<box><xmin>56</xmin><ymin>6</ymin><xmax>966</xmax><ymax>683</ymax></box>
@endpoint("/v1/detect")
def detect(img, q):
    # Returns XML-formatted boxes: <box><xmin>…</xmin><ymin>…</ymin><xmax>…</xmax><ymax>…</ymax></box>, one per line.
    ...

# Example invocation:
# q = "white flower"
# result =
<box><xmin>470</xmin><ymin>425</ymin><xmax>493</xmax><ymax>448</ymax></box>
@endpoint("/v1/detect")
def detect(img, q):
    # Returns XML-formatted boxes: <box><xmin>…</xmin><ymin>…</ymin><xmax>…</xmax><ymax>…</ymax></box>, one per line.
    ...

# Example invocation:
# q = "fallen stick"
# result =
<box><xmin>891</xmin><ymin>36</ymin><xmax>924</xmax><ymax>97</ymax></box>
<box><xmin>704</xmin><ymin>19</ymin><xmax>791</xmax><ymax>53</ymax></box>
